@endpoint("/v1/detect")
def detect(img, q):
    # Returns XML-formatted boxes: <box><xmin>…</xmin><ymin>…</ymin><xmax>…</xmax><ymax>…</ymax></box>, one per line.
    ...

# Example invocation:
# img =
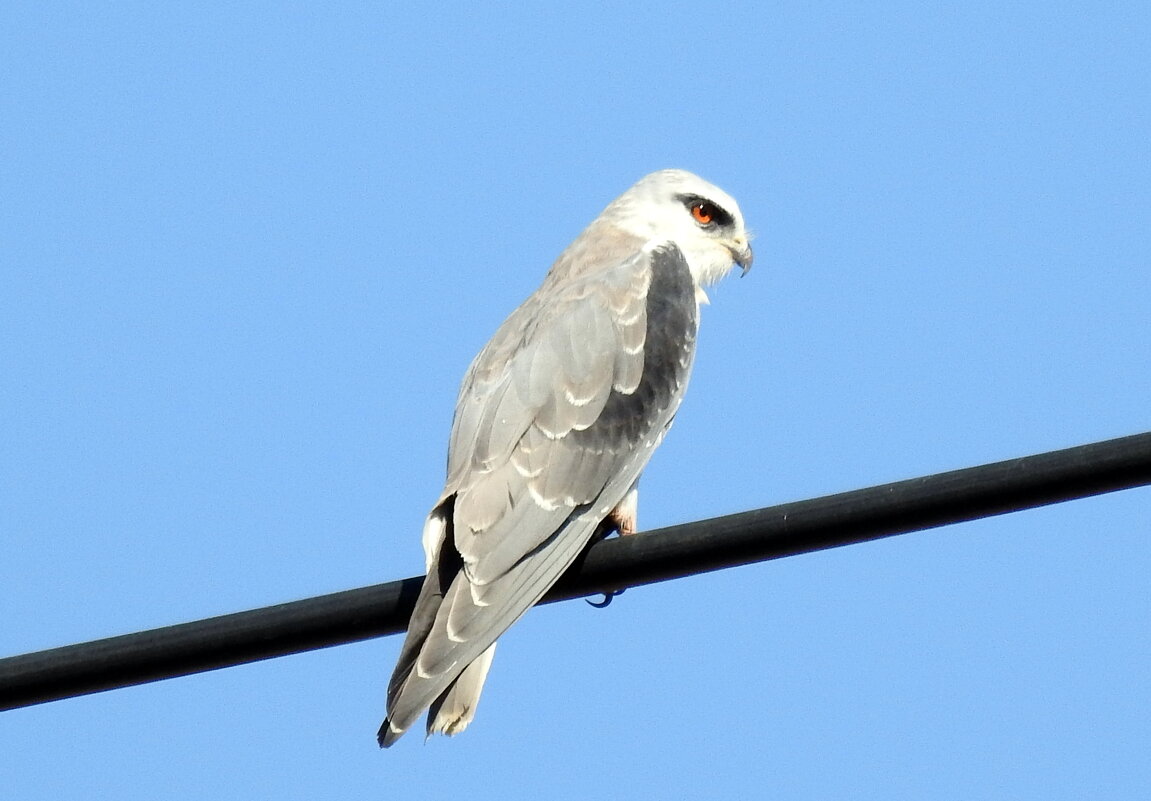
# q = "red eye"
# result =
<box><xmin>690</xmin><ymin>202</ymin><xmax>715</xmax><ymax>225</ymax></box>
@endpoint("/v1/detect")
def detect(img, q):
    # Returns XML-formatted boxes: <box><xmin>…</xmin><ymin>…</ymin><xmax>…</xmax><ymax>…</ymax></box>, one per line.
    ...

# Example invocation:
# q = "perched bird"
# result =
<box><xmin>379</xmin><ymin>169</ymin><xmax>752</xmax><ymax>746</ymax></box>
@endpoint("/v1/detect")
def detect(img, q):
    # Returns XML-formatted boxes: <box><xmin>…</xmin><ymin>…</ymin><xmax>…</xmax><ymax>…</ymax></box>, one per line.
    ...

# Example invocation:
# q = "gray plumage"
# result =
<box><xmin>379</xmin><ymin>169</ymin><xmax>752</xmax><ymax>746</ymax></box>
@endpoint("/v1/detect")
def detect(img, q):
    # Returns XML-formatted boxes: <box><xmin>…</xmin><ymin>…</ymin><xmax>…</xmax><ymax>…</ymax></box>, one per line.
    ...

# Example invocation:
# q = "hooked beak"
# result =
<box><xmin>730</xmin><ymin>242</ymin><xmax>753</xmax><ymax>276</ymax></box>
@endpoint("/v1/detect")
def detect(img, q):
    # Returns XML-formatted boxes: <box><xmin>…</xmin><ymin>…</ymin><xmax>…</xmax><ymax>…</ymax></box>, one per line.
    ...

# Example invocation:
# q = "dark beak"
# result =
<box><xmin>731</xmin><ymin>244</ymin><xmax>754</xmax><ymax>276</ymax></box>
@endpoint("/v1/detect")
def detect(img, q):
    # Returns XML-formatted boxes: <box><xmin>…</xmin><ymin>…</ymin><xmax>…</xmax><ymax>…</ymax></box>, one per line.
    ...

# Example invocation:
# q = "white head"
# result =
<box><xmin>603</xmin><ymin>169</ymin><xmax>753</xmax><ymax>288</ymax></box>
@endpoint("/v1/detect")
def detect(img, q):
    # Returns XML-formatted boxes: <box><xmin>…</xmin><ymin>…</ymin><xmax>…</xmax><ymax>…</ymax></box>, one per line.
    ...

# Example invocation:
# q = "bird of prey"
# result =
<box><xmin>379</xmin><ymin>169</ymin><xmax>752</xmax><ymax>747</ymax></box>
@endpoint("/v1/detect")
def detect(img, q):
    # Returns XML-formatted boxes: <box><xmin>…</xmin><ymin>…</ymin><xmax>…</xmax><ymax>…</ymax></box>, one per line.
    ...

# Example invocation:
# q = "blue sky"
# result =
<box><xmin>2</xmin><ymin>2</ymin><xmax>1149</xmax><ymax>798</ymax></box>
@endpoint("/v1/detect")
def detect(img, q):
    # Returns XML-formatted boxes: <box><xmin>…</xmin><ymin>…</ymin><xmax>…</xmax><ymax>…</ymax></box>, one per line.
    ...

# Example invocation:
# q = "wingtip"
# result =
<box><xmin>377</xmin><ymin>720</ymin><xmax>402</xmax><ymax>749</ymax></box>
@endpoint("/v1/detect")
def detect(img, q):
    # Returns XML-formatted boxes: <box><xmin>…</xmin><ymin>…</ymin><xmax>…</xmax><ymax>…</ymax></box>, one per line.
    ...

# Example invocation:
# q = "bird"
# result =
<box><xmin>379</xmin><ymin>169</ymin><xmax>752</xmax><ymax>747</ymax></box>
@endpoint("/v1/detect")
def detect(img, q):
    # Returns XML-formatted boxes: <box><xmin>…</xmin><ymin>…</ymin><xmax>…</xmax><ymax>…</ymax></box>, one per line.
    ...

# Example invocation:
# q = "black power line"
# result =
<box><xmin>2</xmin><ymin>431</ymin><xmax>1150</xmax><ymax>713</ymax></box>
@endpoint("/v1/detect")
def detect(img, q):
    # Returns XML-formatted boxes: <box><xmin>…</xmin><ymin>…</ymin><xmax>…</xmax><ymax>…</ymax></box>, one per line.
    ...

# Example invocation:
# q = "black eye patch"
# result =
<box><xmin>678</xmin><ymin>194</ymin><xmax>735</xmax><ymax>228</ymax></box>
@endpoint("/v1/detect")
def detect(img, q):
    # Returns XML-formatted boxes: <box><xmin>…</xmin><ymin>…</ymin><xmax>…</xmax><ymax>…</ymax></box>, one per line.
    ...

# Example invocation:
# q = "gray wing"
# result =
<box><xmin>382</xmin><ymin>242</ymin><xmax>698</xmax><ymax>743</ymax></box>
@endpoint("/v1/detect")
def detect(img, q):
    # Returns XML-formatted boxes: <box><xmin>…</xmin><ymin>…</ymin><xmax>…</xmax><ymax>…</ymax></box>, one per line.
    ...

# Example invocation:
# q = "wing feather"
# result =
<box><xmin>383</xmin><ymin>241</ymin><xmax>698</xmax><ymax>744</ymax></box>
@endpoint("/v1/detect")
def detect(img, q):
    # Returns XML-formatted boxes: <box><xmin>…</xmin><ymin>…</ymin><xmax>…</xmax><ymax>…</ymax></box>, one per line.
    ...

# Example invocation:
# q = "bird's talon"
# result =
<box><xmin>586</xmin><ymin>588</ymin><xmax>626</xmax><ymax>608</ymax></box>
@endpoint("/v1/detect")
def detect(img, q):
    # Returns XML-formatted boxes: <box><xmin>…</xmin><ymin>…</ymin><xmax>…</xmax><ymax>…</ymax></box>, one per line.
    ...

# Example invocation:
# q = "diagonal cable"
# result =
<box><xmin>2</xmin><ymin>431</ymin><xmax>1150</xmax><ymax>712</ymax></box>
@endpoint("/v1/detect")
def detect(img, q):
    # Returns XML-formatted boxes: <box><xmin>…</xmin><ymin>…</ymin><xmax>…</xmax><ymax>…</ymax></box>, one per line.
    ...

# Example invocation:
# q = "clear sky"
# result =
<box><xmin>2</xmin><ymin>2</ymin><xmax>1149</xmax><ymax>798</ymax></box>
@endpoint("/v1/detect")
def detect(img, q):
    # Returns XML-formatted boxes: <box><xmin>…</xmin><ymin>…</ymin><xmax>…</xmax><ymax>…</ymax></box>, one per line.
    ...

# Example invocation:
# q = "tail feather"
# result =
<box><xmin>379</xmin><ymin>500</ymin><xmax>610</xmax><ymax>747</ymax></box>
<box><xmin>427</xmin><ymin>644</ymin><xmax>497</xmax><ymax>738</ymax></box>
<box><xmin>379</xmin><ymin>644</ymin><xmax>497</xmax><ymax>747</ymax></box>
